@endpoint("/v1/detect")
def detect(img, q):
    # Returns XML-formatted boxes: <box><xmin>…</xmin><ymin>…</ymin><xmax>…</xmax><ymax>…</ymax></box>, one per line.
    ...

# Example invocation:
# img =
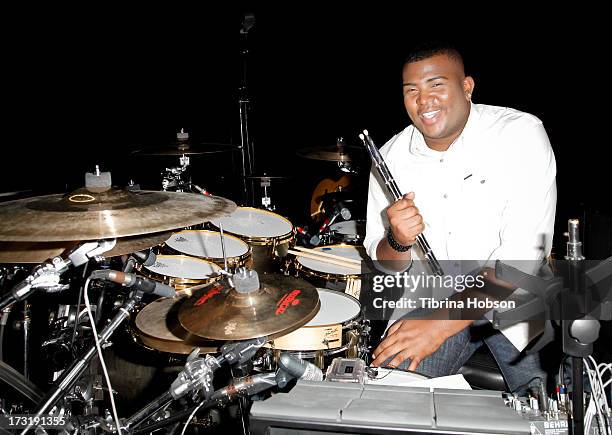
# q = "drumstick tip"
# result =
<box><xmin>363</xmin><ymin>129</ymin><xmax>369</xmax><ymax>136</ymax></box>
<box><xmin>358</xmin><ymin>133</ymin><xmax>365</xmax><ymax>140</ymax></box>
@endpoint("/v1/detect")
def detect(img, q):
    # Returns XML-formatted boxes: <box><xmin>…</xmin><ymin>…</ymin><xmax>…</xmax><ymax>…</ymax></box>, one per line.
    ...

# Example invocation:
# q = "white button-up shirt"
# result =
<box><xmin>364</xmin><ymin>103</ymin><xmax>557</xmax><ymax>350</ymax></box>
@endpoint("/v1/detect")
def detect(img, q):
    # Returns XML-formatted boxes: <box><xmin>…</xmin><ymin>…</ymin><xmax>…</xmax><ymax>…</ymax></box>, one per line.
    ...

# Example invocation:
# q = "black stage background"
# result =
<box><xmin>1</xmin><ymin>8</ymin><xmax>608</xmax><ymax>257</ymax></box>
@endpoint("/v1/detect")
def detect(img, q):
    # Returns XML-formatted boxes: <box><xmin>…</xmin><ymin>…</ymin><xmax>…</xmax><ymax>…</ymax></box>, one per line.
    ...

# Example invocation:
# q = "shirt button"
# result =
<box><xmin>443</xmin><ymin>193</ymin><xmax>448</xmax><ymax>199</ymax></box>
<box><xmin>440</xmin><ymin>158</ymin><xmax>444</xmax><ymax>163</ymax></box>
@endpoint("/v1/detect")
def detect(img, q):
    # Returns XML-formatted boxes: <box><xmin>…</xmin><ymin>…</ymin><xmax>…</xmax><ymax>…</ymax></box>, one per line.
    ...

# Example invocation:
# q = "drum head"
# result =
<box><xmin>306</xmin><ymin>288</ymin><xmax>361</xmax><ymax>326</ymax></box>
<box><xmin>297</xmin><ymin>245</ymin><xmax>365</xmax><ymax>276</ymax></box>
<box><xmin>210</xmin><ymin>207</ymin><xmax>292</xmax><ymax>238</ymax></box>
<box><xmin>165</xmin><ymin>230</ymin><xmax>249</xmax><ymax>258</ymax></box>
<box><xmin>145</xmin><ymin>255</ymin><xmax>220</xmax><ymax>279</ymax></box>
<box><xmin>330</xmin><ymin>219</ymin><xmax>365</xmax><ymax>236</ymax></box>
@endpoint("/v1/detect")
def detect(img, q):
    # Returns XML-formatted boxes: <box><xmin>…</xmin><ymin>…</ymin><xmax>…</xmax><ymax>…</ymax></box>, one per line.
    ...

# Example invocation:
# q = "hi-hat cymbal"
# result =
<box><xmin>0</xmin><ymin>188</ymin><xmax>236</xmax><ymax>242</ymax></box>
<box><xmin>178</xmin><ymin>274</ymin><xmax>320</xmax><ymax>341</ymax></box>
<box><xmin>132</xmin><ymin>142</ymin><xmax>239</xmax><ymax>156</ymax></box>
<box><xmin>0</xmin><ymin>231</ymin><xmax>173</xmax><ymax>263</ymax></box>
<box><xmin>296</xmin><ymin>145</ymin><xmax>363</xmax><ymax>162</ymax></box>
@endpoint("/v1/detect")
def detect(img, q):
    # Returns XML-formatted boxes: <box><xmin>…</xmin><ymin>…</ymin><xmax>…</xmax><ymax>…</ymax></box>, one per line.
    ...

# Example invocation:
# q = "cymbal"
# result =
<box><xmin>132</xmin><ymin>141</ymin><xmax>239</xmax><ymax>156</ymax></box>
<box><xmin>135</xmin><ymin>295</ymin><xmax>221</xmax><ymax>354</ymax></box>
<box><xmin>0</xmin><ymin>231</ymin><xmax>172</xmax><ymax>263</ymax></box>
<box><xmin>296</xmin><ymin>145</ymin><xmax>363</xmax><ymax>162</ymax></box>
<box><xmin>179</xmin><ymin>274</ymin><xmax>320</xmax><ymax>341</ymax></box>
<box><xmin>0</xmin><ymin>188</ymin><xmax>236</xmax><ymax>242</ymax></box>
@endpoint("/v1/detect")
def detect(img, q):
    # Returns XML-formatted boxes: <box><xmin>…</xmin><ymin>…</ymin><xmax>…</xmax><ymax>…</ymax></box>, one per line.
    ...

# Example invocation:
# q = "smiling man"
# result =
<box><xmin>363</xmin><ymin>42</ymin><xmax>557</xmax><ymax>393</ymax></box>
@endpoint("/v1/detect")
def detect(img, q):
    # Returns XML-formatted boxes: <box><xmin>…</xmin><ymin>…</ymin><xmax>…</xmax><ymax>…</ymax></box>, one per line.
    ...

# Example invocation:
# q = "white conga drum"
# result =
<box><xmin>209</xmin><ymin>207</ymin><xmax>294</xmax><ymax>273</ymax></box>
<box><xmin>163</xmin><ymin>230</ymin><xmax>252</xmax><ymax>272</ymax></box>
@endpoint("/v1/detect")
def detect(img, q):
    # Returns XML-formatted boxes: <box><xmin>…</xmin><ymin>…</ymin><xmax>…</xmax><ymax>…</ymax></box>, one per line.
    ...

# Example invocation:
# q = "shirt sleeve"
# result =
<box><xmin>491</xmin><ymin>119</ymin><xmax>557</xmax><ymax>267</ymax></box>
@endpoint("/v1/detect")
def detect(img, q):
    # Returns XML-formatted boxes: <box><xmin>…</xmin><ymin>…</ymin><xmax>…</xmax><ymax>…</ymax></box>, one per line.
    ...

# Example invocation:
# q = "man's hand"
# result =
<box><xmin>387</xmin><ymin>192</ymin><xmax>423</xmax><ymax>246</ymax></box>
<box><xmin>371</xmin><ymin>318</ymin><xmax>471</xmax><ymax>371</ymax></box>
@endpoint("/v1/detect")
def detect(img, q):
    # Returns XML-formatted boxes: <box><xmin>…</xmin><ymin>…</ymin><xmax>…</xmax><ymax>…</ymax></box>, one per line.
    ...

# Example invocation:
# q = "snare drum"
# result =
<box><xmin>329</xmin><ymin>219</ymin><xmax>366</xmax><ymax>245</ymax></box>
<box><xmin>163</xmin><ymin>230</ymin><xmax>252</xmax><ymax>272</ymax></box>
<box><xmin>209</xmin><ymin>207</ymin><xmax>294</xmax><ymax>273</ymax></box>
<box><xmin>140</xmin><ymin>255</ymin><xmax>221</xmax><ymax>293</ymax></box>
<box><xmin>262</xmin><ymin>288</ymin><xmax>365</xmax><ymax>370</ymax></box>
<box><xmin>294</xmin><ymin>244</ymin><xmax>366</xmax><ymax>299</ymax></box>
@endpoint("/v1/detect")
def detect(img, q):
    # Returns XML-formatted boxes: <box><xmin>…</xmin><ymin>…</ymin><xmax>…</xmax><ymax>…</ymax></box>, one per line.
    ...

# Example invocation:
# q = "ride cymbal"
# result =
<box><xmin>0</xmin><ymin>188</ymin><xmax>236</xmax><ymax>242</ymax></box>
<box><xmin>178</xmin><ymin>274</ymin><xmax>320</xmax><ymax>341</ymax></box>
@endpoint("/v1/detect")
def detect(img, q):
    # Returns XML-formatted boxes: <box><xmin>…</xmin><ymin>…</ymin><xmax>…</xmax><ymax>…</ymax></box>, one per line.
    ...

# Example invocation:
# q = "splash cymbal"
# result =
<box><xmin>0</xmin><ymin>188</ymin><xmax>236</xmax><ymax>242</ymax></box>
<box><xmin>178</xmin><ymin>274</ymin><xmax>320</xmax><ymax>341</ymax></box>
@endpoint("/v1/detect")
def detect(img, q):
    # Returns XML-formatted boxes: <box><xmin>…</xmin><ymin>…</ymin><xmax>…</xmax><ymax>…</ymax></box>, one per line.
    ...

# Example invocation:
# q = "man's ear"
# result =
<box><xmin>464</xmin><ymin>76</ymin><xmax>475</xmax><ymax>101</ymax></box>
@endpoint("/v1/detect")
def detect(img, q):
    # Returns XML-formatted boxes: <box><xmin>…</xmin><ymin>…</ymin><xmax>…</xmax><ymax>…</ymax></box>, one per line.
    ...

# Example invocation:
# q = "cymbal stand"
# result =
<box><xmin>238</xmin><ymin>13</ymin><xmax>256</xmax><ymax>206</ymax></box>
<box><xmin>161</xmin><ymin>154</ymin><xmax>191</xmax><ymax>192</ymax></box>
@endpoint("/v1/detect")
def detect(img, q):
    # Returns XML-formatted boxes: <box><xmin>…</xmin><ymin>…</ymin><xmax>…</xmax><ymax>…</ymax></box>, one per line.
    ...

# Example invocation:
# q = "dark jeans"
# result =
<box><xmin>384</xmin><ymin>320</ymin><xmax>546</xmax><ymax>395</ymax></box>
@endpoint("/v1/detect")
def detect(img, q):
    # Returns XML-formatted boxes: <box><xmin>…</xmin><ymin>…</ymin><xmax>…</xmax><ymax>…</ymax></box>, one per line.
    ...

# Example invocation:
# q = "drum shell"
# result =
<box><xmin>259</xmin><ymin>289</ymin><xmax>365</xmax><ymax>371</ymax></box>
<box><xmin>208</xmin><ymin>207</ymin><xmax>295</xmax><ymax>273</ymax></box>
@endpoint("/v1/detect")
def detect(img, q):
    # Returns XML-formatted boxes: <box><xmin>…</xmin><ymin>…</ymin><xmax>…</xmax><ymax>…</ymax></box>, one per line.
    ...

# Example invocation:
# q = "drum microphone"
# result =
<box><xmin>131</xmin><ymin>249</ymin><xmax>157</xmax><ymax>267</ymax></box>
<box><xmin>89</xmin><ymin>270</ymin><xmax>176</xmax><ymax>297</ymax></box>
<box><xmin>278</xmin><ymin>353</ymin><xmax>324</xmax><ymax>381</ymax></box>
<box><xmin>310</xmin><ymin>207</ymin><xmax>351</xmax><ymax>246</ymax></box>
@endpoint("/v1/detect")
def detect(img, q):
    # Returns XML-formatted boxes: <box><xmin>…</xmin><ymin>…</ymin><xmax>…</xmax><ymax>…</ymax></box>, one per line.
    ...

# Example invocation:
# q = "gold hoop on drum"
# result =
<box><xmin>294</xmin><ymin>244</ymin><xmax>365</xmax><ymax>299</ymax></box>
<box><xmin>137</xmin><ymin>254</ymin><xmax>221</xmax><ymax>294</ymax></box>
<box><xmin>162</xmin><ymin>229</ymin><xmax>253</xmax><ymax>272</ymax></box>
<box><xmin>209</xmin><ymin>207</ymin><xmax>295</xmax><ymax>273</ymax></box>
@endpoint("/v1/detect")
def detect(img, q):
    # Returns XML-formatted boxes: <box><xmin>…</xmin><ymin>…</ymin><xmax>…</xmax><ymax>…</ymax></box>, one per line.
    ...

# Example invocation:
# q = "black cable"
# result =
<box><xmin>510</xmin><ymin>376</ymin><xmax>544</xmax><ymax>394</ymax></box>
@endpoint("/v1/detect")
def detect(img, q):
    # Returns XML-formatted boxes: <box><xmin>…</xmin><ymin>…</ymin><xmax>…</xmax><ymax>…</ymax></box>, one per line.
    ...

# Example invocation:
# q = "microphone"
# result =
<box><xmin>309</xmin><ymin>207</ymin><xmax>351</xmax><ymax>246</ymax></box>
<box><xmin>131</xmin><ymin>249</ymin><xmax>157</xmax><ymax>267</ymax></box>
<box><xmin>278</xmin><ymin>353</ymin><xmax>323</xmax><ymax>381</ymax></box>
<box><xmin>89</xmin><ymin>270</ymin><xmax>176</xmax><ymax>298</ymax></box>
<box><xmin>211</xmin><ymin>372</ymin><xmax>278</xmax><ymax>401</ymax></box>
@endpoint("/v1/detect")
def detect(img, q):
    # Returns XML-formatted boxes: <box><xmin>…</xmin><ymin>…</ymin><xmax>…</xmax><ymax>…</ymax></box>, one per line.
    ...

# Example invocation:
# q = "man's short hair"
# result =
<box><xmin>404</xmin><ymin>41</ymin><xmax>465</xmax><ymax>73</ymax></box>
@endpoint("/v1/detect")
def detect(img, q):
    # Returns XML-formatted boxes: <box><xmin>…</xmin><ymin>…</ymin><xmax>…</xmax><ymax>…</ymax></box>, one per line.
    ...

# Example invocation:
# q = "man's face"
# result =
<box><xmin>402</xmin><ymin>54</ymin><xmax>474</xmax><ymax>151</ymax></box>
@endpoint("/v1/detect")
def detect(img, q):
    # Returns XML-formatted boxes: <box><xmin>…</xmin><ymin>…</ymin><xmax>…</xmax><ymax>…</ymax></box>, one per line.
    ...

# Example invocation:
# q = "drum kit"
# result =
<box><xmin>0</xmin><ymin>135</ymin><xmax>372</xmax><ymax>433</ymax></box>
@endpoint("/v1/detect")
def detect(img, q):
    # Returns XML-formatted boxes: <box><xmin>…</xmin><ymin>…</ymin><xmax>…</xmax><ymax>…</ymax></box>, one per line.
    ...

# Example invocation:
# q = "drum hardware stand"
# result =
<box><xmin>491</xmin><ymin>219</ymin><xmax>612</xmax><ymax>435</ymax></box>
<box><xmin>161</xmin><ymin>154</ymin><xmax>191</xmax><ymax>192</ymax></box>
<box><xmin>0</xmin><ymin>240</ymin><xmax>115</xmax><ymax>311</ymax></box>
<box><xmin>123</xmin><ymin>337</ymin><xmax>267</xmax><ymax>432</ymax></box>
<box><xmin>238</xmin><ymin>12</ymin><xmax>256</xmax><ymax>206</ymax></box>
<box><xmin>20</xmin><ymin>287</ymin><xmax>147</xmax><ymax>434</ymax></box>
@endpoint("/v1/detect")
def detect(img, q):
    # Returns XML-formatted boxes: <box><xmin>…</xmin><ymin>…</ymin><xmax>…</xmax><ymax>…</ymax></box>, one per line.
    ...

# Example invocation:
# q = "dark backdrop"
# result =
<box><xmin>1</xmin><ymin>7</ymin><xmax>607</xmax><ymax>257</ymax></box>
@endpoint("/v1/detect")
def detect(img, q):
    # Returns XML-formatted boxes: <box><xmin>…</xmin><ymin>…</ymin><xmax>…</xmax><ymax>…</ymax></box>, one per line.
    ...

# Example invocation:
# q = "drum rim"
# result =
<box><xmin>295</xmin><ymin>244</ymin><xmax>364</xmax><ymax>280</ymax></box>
<box><xmin>164</xmin><ymin>229</ymin><xmax>252</xmax><ymax>262</ymax></box>
<box><xmin>140</xmin><ymin>254</ymin><xmax>221</xmax><ymax>286</ymax></box>
<box><xmin>209</xmin><ymin>206</ymin><xmax>294</xmax><ymax>243</ymax></box>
